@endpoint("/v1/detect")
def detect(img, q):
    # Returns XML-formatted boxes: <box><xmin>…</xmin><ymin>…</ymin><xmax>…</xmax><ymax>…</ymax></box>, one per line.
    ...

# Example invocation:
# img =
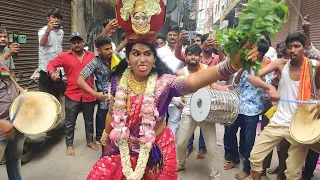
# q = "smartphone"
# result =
<box><xmin>8</xmin><ymin>34</ymin><xmax>27</xmax><ymax>44</ymax></box>
<box><xmin>188</xmin><ymin>31</ymin><xmax>197</xmax><ymax>41</ymax></box>
<box><xmin>12</xmin><ymin>31</ymin><xmax>19</xmax><ymax>43</ymax></box>
<box><xmin>209</xmin><ymin>30</ymin><xmax>216</xmax><ymax>39</ymax></box>
<box><xmin>57</xmin><ymin>22</ymin><xmax>63</xmax><ymax>29</ymax></box>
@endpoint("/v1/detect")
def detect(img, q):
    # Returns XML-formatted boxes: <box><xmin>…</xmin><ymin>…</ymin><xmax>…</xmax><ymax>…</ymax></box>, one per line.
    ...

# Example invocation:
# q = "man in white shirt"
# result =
<box><xmin>157</xmin><ymin>25</ymin><xmax>185</xmax><ymax>73</ymax></box>
<box><xmin>263</xmin><ymin>36</ymin><xmax>277</xmax><ymax>61</ymax></box>
<box><xmin>38</xmin><ymin>8</ymin><xmax>64</xmax><ymax>100</ymax></box>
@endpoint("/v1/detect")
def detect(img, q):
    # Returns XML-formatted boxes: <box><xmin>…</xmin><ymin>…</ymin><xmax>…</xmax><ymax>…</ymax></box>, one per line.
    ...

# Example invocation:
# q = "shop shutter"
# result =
<box><xmin>298</xmin><ymin>0</ymin><xmax>320</xmax><ymax>50</ymax></box>
<box><xmin>272</xmin><ymin>0</ymin><xmax>294</xmax><ymax>47</ymax></box>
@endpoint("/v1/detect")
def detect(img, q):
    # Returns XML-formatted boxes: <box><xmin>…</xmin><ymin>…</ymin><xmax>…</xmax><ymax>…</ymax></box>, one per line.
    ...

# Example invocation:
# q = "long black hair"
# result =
<box><xmin>112</xmin><ymin>42</ymin><xmax>173</xmax><ymax>77</ymax></box>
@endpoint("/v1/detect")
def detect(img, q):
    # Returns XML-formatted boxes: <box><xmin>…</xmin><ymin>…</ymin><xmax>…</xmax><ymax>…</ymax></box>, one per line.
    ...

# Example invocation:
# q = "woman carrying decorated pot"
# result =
<box><xmin>86</xmin><ymin>0</ymin><xmax>259</xmax><ymax>179</ymax></box>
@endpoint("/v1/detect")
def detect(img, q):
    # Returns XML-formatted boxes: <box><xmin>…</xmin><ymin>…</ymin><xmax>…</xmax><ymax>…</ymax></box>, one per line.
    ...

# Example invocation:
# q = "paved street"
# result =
<box><xmin>0</xmin><ymin>112</ymin><xmax>319</xmax><ymax>180</ymax></box>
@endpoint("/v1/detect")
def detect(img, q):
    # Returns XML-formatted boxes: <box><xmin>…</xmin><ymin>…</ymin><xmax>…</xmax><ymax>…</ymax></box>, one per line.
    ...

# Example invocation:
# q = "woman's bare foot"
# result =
<box><xmin>268</xmin><ymin>166</ymin><xmax>279</xmax><ymax>174</ymax></box>
<box><xmin>87</xmin><ymin>142</ymin><xmax>99</xmax><ymax>151</ymax></box>
<box><xmin>224</xmin><ymin>161</ymin><xmax>238</xmax><ymax>170</ymax></box>
<box><xmin>196</xmin><ymin>149</ymin><xmax>206</xmax><ymax>159</ymax></box>
<box><xmin>235</xmin><ymin>171</ymin><xmax>249</xmax><ymax>180</ymax></box>
<box><xmin>66</xmin><ymin>146</ymin><xmax>75</xmax><ymax>156</ymax></box>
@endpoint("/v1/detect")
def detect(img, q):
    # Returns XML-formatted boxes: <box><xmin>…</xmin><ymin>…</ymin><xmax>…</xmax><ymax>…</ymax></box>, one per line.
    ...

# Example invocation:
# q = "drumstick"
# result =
<box><xmin>265</xmin><ymin>95</ymin><xmax>317</xmax><ymax>104</ymax></box>
<box><xmin>10</xmin><ymin>97</ymin><xmax>24</xmax><ymax>123</ymax></box>
<box><xmin>279</xmin><ymin>98</ymin><xmax>317</xmax><ymax>104</ymax></box>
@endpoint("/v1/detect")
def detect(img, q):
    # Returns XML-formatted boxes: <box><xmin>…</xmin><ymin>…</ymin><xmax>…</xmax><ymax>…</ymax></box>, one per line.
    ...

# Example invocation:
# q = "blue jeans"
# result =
<box><xmin>239</xmin><ymin>128</ymin><xmax>245</xmax><ymax>157</ymax></box>
<box><xmin>0</xmin><ymin>129</ymin><xmax>25</xmax><ymax>180</ymax></box>
<box><xmin>95</xmin><ymin>107</ymin><xmax>108</xmax><ymax>141</ymax></box>
<box><xmin>186</xmin><ymin>129</ymin><xmax>206</xmax><ymax>151</ymax></box>
<box><xmin>224</xmin><ymin>127</ymin><xmax>245</xmax><ymax>160</ymax></box>
<box><xmin>224</xmin><ymin>114</ymin><xmax>259</xmax><ymax>174</ymax></box>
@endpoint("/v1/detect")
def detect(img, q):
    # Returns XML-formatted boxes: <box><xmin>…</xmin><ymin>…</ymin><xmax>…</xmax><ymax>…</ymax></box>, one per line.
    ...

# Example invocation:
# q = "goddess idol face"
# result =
<box><xmin>131</xmin><ymin>12</ymin><xmax>151</xmax><ymax>35</ymax></box>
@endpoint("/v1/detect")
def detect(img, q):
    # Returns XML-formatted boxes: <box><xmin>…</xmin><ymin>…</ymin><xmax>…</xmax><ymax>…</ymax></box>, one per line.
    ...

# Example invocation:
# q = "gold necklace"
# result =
<box><xmin>127</xmin><ymin>73</ymin><xmax>147</xmax><ymax>95</ymax></box>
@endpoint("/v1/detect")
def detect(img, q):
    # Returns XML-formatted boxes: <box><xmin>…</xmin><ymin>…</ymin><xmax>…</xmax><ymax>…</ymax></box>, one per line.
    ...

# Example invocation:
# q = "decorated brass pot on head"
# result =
<box><xmin>117</xmin><ymin>0</ymin><xmax>165</xmax><ymax>44</ymax></box>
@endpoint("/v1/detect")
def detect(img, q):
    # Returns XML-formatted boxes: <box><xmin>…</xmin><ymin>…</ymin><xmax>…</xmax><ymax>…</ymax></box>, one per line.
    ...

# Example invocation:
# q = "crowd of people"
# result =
<box><xmin>1</xmin><ymin>1</ymin><xmax>320</xmax><ymax>180</ymax></box>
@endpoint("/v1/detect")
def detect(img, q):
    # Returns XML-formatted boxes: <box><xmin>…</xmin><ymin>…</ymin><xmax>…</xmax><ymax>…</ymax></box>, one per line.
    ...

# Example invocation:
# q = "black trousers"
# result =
<box><xmin>39</xmin><ymin>70</ymin><xmax>59</xmax><ymax>100</ymax></box>
<box><xmin>65</xmin><ymin>96</ymin><xmax>95</xmax><ymax>147</ymax></box>
<box><xmin>302</xmin><ymin>149</ymin><xmax>319</xmax><ymax>180</ymax></box>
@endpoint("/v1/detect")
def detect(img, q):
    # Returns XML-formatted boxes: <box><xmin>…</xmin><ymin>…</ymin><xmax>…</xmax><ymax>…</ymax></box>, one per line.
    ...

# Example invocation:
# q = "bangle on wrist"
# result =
<box><xmin>101</xmin><ymin>130</ymin><xmax>109</xmax><ymax>145</ymax></box>
<box><xmin>217</xmin><ymin>60</ymin><xmax>241</xmax><ymax>77</ymax></box>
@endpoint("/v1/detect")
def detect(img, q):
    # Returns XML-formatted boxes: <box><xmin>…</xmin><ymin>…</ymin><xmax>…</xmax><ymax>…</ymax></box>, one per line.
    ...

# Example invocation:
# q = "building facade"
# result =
<box><xmin>212</xmin><ymin>0</ymin><xmax>320</xmax><ymax>49</ymax></box>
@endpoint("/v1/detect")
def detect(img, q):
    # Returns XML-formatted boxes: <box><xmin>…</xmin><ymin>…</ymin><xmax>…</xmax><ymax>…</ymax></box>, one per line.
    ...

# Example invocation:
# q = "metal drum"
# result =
<box><xmin>9</xmin><ymin>91</ymin><xmax>62</xmax><ymax>135</ymax></box>
<box><xmin>190</xmin><ymin>87</ymin><xmax>240</xmax><ymax>125</ymax></box>
<box><xmin>290</xmin><ymin>103</ymin><xmax>320</xmax><ymax>153</ymax></box>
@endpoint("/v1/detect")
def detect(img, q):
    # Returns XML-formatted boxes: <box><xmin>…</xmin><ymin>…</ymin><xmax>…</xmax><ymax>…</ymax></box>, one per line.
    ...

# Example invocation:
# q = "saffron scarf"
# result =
<box><xmin>298</xmin><ymin>56</ymin><xmax>312</xmax><ymax>103</ymax></box>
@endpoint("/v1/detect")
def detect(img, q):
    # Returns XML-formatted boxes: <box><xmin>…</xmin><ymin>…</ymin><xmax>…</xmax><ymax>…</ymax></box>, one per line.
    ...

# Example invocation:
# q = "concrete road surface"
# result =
<box><xmin>1</xmin><ymin>112</ymin><xmax>319</xmax><ymax>180</ymax></box>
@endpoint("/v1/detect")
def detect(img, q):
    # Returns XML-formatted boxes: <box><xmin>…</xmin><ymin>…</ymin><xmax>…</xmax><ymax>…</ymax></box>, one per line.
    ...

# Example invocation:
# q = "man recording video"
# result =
<box><xmin>0</xmin><ymin>26</ymin><xmax>24</xmax><ymax>93</ymax></box>
<box><xmin>38</xmin><ymin>8</ymin><xmax>64</xmax><ymax>99</ymax></box>
<box><xmin>0</xmin><ymin>26</ymin><xmax>25</xmax><ymax>180</ymax></box>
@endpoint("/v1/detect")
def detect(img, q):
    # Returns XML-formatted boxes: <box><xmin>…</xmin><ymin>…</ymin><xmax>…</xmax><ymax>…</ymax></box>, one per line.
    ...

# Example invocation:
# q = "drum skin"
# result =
<box><xmin>9</xmin><ymin>91</ymin><xmax>61</xmax><ymax>135</ymax></box>
<box><xmin>190</xmin><ymin>87</ymin><xmax>240</xmax><ymax>125</ymax></box>
<box><xmin>290</xmin><ymin>103</ymin><xmax>320</xmax><ymax>153</ymax></box>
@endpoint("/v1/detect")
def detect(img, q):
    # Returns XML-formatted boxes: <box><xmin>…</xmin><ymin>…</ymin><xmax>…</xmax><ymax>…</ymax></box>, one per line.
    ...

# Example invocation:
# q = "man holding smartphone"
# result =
<box><xmin>0</xmin><ymin>56</ymin><xmax>25</xmax><ymax>180</ymax></box>
<box><xmin>38</xmin><ymin>8</ymin><xmax>64</xmax><ymax>100</ymax></box>
<box><xmin>0</xmin><ymin>26</ymin><xmax>23</xmax><ymax>92</ymax></box>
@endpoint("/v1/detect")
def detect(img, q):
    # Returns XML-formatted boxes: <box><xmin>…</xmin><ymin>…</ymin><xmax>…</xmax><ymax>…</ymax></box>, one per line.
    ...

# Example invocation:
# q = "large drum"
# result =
<box><xmin>190</xmin><ymin>87</ymin><xmax>240</xmax><ymax>125</ymax></box>
<box><xmin>9</xmin><ymin>91</ymin><xmax>62</xmax><ymax>135</ymax></box>
<box><xmin>290</xmin><ymin>103</ymin><xmax>320</xmax><ymax>153</ymax></box>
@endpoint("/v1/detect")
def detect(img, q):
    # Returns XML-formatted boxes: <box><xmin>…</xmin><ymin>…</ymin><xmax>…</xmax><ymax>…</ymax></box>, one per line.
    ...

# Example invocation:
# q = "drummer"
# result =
<box><xmin>0</xmin><ymin>55</ymin><xmax>25</xmax><ymax>179</ymax></box>
<box><xmin>249</xmin><ymin>32</ymin><xmax>320</xmax><ymax>180</ymax></box>
<box><xmin>176</xmin><ymin>44</ymin><xmax>228</xmax><ymax>179</ymax></box>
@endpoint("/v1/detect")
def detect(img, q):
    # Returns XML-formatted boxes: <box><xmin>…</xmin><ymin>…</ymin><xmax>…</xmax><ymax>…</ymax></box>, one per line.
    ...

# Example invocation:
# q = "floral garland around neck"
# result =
<box><xmin>109</xmin><ymin>68</ymin><xmax>159</xmax><ymax>180</ymax></box>
<box><xmin>120</xmin><ymin>0</ymin><xmax>162</xmax><ymax>21</ymax></box>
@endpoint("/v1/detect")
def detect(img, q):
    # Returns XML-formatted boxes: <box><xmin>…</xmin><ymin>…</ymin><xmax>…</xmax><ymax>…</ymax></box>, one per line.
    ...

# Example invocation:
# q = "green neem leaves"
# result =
<box><xmin>216</xmin><ymin>0</ymin><xmax>288</xmax><ymax>74</ymax></box>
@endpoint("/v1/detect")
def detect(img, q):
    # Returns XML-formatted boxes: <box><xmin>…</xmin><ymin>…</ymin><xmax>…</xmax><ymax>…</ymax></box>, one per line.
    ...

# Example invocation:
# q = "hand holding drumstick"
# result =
<box><xmin>310</xmin><ymin>101</ymin><xmax>320</xmax><ymax>119</ymax></box>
